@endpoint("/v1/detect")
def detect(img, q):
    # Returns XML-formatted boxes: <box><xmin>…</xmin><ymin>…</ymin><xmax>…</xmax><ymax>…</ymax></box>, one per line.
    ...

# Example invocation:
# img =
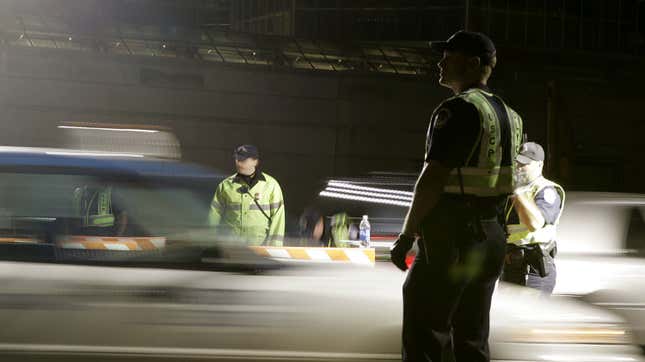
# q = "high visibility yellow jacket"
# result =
<box><xmin>506</xmin><ymin>177</ymin><xmax>565</xmax><ymax>246</ymax></box>
<box><xmin>72</xmin><ymin>186</ymin><xmax>115</xmax><ymax>228</ymax></box>
<box><xmin>208</xmin><ymin>172</ymin><xmax>285</xmax><ymax>246</ymax></box>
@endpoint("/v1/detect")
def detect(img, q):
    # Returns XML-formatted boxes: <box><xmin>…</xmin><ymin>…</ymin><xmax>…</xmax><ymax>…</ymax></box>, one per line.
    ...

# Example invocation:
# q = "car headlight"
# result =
<box><xmin>502</xmin><ymin>324</ymin><xmax>631</xmax><ymax>344</ymax></box>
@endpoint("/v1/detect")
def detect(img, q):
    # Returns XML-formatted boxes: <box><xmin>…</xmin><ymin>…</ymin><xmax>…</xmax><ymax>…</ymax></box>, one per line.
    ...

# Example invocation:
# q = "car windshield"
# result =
<box><xmin>0</xmin><ymin>166</ymin><xmax>227</xmax><ymax>264</ymax></box>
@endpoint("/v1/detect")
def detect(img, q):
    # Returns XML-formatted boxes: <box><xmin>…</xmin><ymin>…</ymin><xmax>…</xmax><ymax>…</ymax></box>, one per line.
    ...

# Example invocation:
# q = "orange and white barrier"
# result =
<box><xmin>250</xmin><ymin>246</ymin><xmax>375</xmax><ymax>266</ymax></box>
<box><xmin>57</xmin><ymin>236</ymin><xmax>166</xmax><ymax>251</ymax></box>
<box><xmin>0</xmin><ymin>237</ymin><xmax>42</xmax><ymax>243</ymax></box>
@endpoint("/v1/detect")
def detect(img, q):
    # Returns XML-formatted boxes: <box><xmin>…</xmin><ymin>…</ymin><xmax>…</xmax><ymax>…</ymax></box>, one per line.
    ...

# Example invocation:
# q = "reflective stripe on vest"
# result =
<box><xmin>75</xmin><ymin>187</ymin><xmax>115</xmax><ymax>228</ymax></box>
<box><xmin>329</xmin><ymin>213</ymin><xmax>349</xmax><ymax>247</ymax></box>
<box><xmin>442</xmin><ymin>89</ymin><xmax>522</xmax><ymax>197</ymax></box>
<box><xmin>506</xmin><ymin>177</ymin><xmax>566</xmax><ymax>246</ymax></box>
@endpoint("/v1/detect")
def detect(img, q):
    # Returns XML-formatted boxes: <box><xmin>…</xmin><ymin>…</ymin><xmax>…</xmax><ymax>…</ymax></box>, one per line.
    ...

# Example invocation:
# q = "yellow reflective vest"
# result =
<box><xmin>72</xmin><ymin>186</ymin><xmax>115</xmax><ymax>228</ymax></box>
<box><xmin>506</xmin><ymin>177</ymin><xmax>565</xmax><ymax>246</ymax></box>
<box><xmin>441</xmin><ymin>88</ymin><xmax>523</xmax><ymax>197</ymax></box>
<box><xmin>208</xmin><ymin>172</ymin><xmax>285</xmax><ymax>246</ymax></box>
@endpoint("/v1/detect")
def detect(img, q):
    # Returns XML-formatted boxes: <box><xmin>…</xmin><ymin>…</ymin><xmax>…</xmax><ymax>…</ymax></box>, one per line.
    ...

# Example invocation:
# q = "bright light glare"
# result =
<box><xmin>46</xmin><ymin>151</ymin><xmax>144</xmax><ymax>158</ymax></box>
<box><xmin>324</xmin><ymin>187</ymin><xmax>413</xmax><ymax>201</ymax></box>
<box><xmin>327</xmin><ymin>181</ymin><xmax>414</xmax><ymax>197</ymax></box>
<box><xmin>319</xmin><ymin>191</ymin><xmax>411</xmax><ymax>207</ymax></box>
<box><xmin>531</xmin><ymin>328</ymin><xmax>625</xmax><ymax>336</ymax></box>
<box><xmin>540</xmin><ymin>355</ymin><xmax>635</xmax><ymax>362</ymax></box>
<box><xmin>58</xmin><ymin>126</ymin><xmax>159</xmax><ymax>133</ymax></box>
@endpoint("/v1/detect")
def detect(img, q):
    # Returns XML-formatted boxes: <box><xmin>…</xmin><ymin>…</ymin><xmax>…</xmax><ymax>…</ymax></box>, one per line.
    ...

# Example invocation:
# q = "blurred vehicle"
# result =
<box><xmin>58</xmin><ymin>122</ymin><xmax>182</xmax><ymax>160</ymax></box>
<box><xmin>553</xmin><ymin>192</ymin><xmax>645</xmax><ymax>347</ymax></box>
<box><xmin>305</xmin><ymin>174</ymin><xmax>645</xmax><ymax>349</ymax></box>
<box><xmin>0</xmin><ymin>154</ymin><xmax>641</xmax><ymax>362</ymax></box>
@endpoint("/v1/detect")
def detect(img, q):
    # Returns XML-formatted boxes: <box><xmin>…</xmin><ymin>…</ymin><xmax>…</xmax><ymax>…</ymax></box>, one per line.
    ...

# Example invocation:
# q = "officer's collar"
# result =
<box><xmin>233</xmin><ymin>170</ymin><xmax>266</xmax><ymax>183</ymax></box>
<box><xmin>463</xmin><ymin>83</ymin><xmax>491</xmax><ymax>93</ymax></box>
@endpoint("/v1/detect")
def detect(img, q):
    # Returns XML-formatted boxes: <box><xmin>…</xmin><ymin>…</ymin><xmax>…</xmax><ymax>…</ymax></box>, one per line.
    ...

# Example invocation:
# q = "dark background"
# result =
<box><xmin>0</xmin><ymin>0</ymin><xmax>643</xmax><ymax>229</ymax></box>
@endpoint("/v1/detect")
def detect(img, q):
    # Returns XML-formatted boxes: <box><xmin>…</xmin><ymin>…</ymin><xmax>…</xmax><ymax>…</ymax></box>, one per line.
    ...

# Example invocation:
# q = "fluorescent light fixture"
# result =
<box><xmin>327</xmin><ymin>181</ymin><xmax>414</xmax><ymax>197</ymax></box>
<box><xmin>324</xmin><ymin>187</ymin><xmax>413</xmax><ymax>202</ymax></box>
<box><xmin>46</xmin><ymin>151</ymin><xmax>144</xmax><ymax>158</ymax></box>
<box><xmin>319</xmin><ymin>191</ymin><xmax>411</xmax><ymax>207</ymax></box>
<box><xmin>58</xmin><ymin>125</ymin><xmax>159</xmax><ymax>133</ymax></box>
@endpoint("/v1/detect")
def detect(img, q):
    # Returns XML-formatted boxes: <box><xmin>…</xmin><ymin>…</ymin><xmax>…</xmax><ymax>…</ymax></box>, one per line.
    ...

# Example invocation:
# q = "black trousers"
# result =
<box><xmin>402</xmin><ymin>199</ymin><xmax>506</xmax><ymax>362</ymax></box>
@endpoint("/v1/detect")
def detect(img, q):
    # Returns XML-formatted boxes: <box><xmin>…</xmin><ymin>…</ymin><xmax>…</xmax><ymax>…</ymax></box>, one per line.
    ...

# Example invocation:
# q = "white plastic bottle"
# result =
<box><xmin>359</xmin><ymin>215</ymin><xmax>371</xmax><ymax>248</ymax></box>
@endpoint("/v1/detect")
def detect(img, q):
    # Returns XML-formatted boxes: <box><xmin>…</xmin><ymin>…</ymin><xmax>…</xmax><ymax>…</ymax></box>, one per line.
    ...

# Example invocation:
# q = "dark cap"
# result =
<box><xmin>429</xmin><ymin>30</ymin><xmax>497</xmax><ymax>65</ymax></box>
<box><xmin>516</xmin><ymin>142</ymin><xmax>545</xmax><ymax>164</ymax></box>
<box><xmin>233</xmin><ymin>144</ymin><xmax>259</xmax><ymax>161</ymax></box>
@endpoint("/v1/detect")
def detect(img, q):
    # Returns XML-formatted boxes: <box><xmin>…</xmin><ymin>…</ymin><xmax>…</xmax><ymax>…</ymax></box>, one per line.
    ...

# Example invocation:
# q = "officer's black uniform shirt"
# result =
<box><xmin>425</xmin><ymin>85</ymin><xmax>514</xmax><ymax>170</ymax></box>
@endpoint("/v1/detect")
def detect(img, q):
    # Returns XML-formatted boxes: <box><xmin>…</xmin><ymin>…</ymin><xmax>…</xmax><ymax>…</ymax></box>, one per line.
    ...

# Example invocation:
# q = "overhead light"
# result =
<box><xmin>319</xmin><ymin>191</ymin><xmax>411</xmax><ymax>207</ymax></box>
<box><xmin>46</xmin><ymin>151</ymin><xmax>144</xmax><ymax>158</ymax></box>
<box><xmin>252</xmin><ymin>51</ymin><xmax>256</xmax><ymax>56</ymax></box>
<box><xmin>327</xmin><ymin>181</ymin><xmax>414</xmax><ymax>197</ymax></box>
<box><xmin>324</xmin><ymin>187</ymin><xmax>413</xmax><ymax>202</ymax></box>
<box><xmin>68</xmin><ymin>36</ymin><xmax>73</xmax><ymax>41</ymax></box>
<box><xmin>58</xmin><ymin>125</ymin><xmax>159</xmax><ymax>133</ymax></box>
<box><xmin>162</xmin><ymin>44</ymin><xmax>166</xmax><ymax>49</ymax></box>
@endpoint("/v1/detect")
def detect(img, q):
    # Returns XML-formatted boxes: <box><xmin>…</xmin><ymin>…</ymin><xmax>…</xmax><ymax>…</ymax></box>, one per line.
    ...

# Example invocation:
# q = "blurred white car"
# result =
<box><xmin>554</xmin><ymin>192</ymin><xmax>645</xmax><ymax>347</ymax></box>
<box><xmin>0</xmin><ymin>260</ymin><xmax>641</xmax><ymax>362</ymax></box>
<box><xmin>0</xmin><ymin>151</ymin><xmax>641</xmax><ymax>361</ymax></box>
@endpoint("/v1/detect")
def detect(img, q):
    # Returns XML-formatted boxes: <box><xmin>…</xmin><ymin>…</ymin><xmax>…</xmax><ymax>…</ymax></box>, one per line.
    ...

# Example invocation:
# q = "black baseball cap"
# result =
<box><xmin>429</xmin><ymin>30</ymin><xmax>497</xmax><ymax>66</ymax></box>
<box><xmin>233</xmin><ymin>144</ymin><xmax>259</xmax><ymax>161</ymax></box>
<box><xmin>516</xmin><ymin>142</ymin><xmax>545</xmax><ymax>164</ymax></box>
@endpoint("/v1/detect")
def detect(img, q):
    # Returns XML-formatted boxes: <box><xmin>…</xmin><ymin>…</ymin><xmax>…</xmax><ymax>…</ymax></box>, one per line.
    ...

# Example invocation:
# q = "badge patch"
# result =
<box><xmin>543</xmin><ymin>188</ymin><xmax>557</xmax><ymax>204</ymax></box>
<box><xmin>433</xmin><ymin>108</ymin><xmax>451</xmax><ymax>130</ymax></box>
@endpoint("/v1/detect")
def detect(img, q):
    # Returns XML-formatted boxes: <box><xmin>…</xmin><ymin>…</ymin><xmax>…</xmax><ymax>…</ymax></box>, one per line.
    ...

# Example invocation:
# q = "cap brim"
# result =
<box><xmin>428</xmin><ymin>41</ymin><xmax>449</xmax><ymax>54</ymax></box>
<box><xmin>516</xmin><ymin>154</ymin><xmax>535</xmax><ymax>165</ymax></box>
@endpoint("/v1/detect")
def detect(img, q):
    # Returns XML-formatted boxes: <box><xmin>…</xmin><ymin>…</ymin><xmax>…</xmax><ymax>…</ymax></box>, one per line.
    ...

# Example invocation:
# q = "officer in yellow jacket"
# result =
<box><xmin>209</xmin><ymin>145</ymin><xmax>285</xmax><ymax>246</ymax></box>
<box><xmin>503</xmin><ymin>142</ymin><xmax>565</xmax><ymax>294</ymax></box>
<box><xmin>72</xmin><ymin>185</ymin><xmax>127</xmax><ymax>236</ymax></box>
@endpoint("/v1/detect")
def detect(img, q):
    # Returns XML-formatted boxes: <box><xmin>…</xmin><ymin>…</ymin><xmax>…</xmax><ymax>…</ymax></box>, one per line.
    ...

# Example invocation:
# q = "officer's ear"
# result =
<box><xmin>466</xmin><ymin>56</ymin><xmax>481</xmax><ymax>70</ymax></box>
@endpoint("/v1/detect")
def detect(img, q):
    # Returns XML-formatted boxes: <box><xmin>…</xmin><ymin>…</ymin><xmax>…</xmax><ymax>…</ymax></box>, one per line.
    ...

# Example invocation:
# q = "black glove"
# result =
<box><xmin>390</xmin><ymin>234</ymin><xmax>415</xmax><ymax>271</ymax></box>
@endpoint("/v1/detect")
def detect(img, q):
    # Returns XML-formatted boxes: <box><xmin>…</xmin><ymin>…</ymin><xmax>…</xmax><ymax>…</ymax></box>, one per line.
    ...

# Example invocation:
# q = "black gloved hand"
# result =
<box><xmin>390</xmin><ymin>234</ymin><xmax>415</xmax><ymax>271</ymax></box>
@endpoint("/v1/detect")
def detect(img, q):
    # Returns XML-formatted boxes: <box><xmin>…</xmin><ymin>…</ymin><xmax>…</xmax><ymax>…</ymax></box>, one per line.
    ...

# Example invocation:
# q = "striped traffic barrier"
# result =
<box><xmin>0</xmin><ymin>237</ymin><xmax>42</xmax><ymax>243</ymax></box>
<box><xmin>250</xmin><ymin>246</ymin><xmax>375</xmax><ymax>266</ymax></box>
<box><xmin>57</xmin><ymin>236</ymin><xmax>166</xmax><ymax>251</ymax></box>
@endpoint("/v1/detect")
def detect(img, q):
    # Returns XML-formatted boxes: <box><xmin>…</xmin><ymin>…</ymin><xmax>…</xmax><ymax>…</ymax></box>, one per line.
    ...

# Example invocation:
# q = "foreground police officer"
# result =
<box><xmin>209</xmin><ymin>145</ymin><xmax>285</xmax><ymax>246</ymax></box>
<box><xmin>503</xmin><ymin>142</ymin><xmax>565</xmax><ymax>294</ymax></box>
<box><xmin>390</xmin><ymin>31</ymin><xmax>523</xmax><ymax>362</ymax></box>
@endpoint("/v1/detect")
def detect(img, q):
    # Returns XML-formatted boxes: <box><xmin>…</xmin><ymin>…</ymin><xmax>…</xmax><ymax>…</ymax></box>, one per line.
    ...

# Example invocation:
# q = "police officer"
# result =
<box><xmin>209</xmin><ymin>145</ymin><xmax>285</xmax><ymax>246</ymax></box>
<box><xmin>502</xmin><ymin>142</ymin><xmax>565</xmax><ymax>294</ymax></box>
<box><xmin>72</xmin><ymin>185</ymin><xmax>127</xmax><ymax>236</ymax></box>
<box><xmin>390</xmin><ymin>31</ymin><xmax>523</xmax><ymax>362</ymax></box>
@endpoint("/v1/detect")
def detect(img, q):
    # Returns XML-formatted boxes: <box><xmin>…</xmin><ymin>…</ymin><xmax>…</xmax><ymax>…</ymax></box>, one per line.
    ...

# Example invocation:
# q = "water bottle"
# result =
<box><xmin>359</xmin><ymin>215</ymin><xmax>371</xmax><ymax>248</ymax></box>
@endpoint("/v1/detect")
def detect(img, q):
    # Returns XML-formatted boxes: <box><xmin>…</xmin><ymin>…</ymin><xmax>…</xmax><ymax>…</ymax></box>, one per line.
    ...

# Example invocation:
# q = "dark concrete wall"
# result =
<box><xmin>1</xmin><ymin>45</ymin><xmax>643</xmax><ymax>232</ymax></box>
